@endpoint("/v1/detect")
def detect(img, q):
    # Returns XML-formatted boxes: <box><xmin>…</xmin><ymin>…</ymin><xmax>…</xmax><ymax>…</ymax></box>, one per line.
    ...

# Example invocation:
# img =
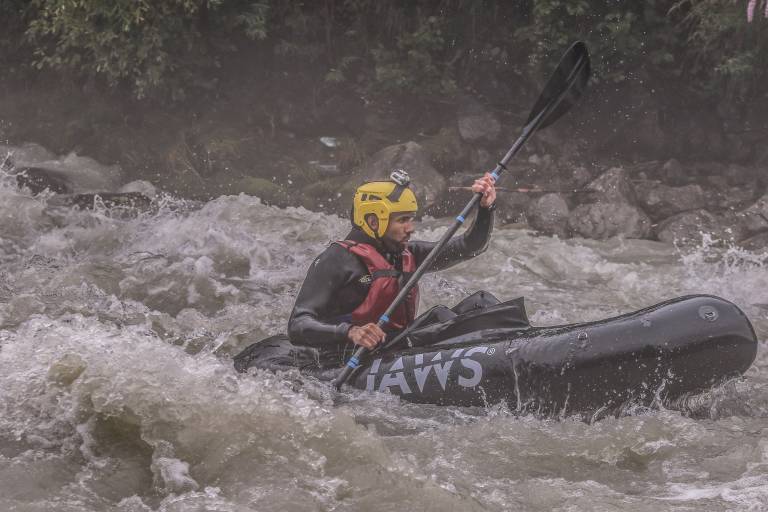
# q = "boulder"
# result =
<box><xmin>526</xmin><ymin>193</ymin><xmax>570</xmax><ymax>237</ymax></box>
<box><xmin>495</xmin><ymin>191</ymin><xmax>532</xmax><ymax>224</ymax></box>
<box><xmin>354</xmin><ymin>141</ymin><xmax>447</xmax><ymax>211</ymax></box>
<box><xmin>711</xmin><ymin>186</ymin><xmax>756</xmax><ymax>210</ymax></box>
<box><xmin>15</xmin><ymin>167</ymin><xmax>73</xmax><ymax>194</ymax></box>
<box><xmin>724</xmin><ymin>164</ymin><xmax>757</xmax><ymax>186</ymax></box>
<box><xmin>705</xmin><ymin>175</ymin><xmax>728</xmax><ymax>190</ymax></box>
<box><xmin>120</xmin><ymin>180</ymin><xmax>157</xmax><ymax>198</ymax></box>
<box><xmin>737</xmin><ymin>193</ymin><xmax>768</xmax><ymax>235</ymax></box>
<box><xmin>233</xmin><ymin>177</ymin><xmax>290</xmax><ymax>207</ymax></box>
<box><xmin>585</xmin><ymin>167</ymin><xmax>636</xmax><ymax>203</ymax></box>
<box><xmin>208</xmin><ymin>172</ymin><xmax>291</xmax><ymax>205</ymax></box>
<box><xmin>420</xmin><ymin>127</ymin><xmax>468</xmax><ymax>174</ymax></box>
<box><xmin>655</xmin><ymin>209</ymin><xmax>738</xmax><ymax>245</ymax></box>
<box><xmin>568</xmin><ymin>201</ymin><xmax>651</xmax><ymax>240</ymax></box>
<box><xmin>660</xmin><ymin>158</ymin><xmax>686</xmax><ymax>185</ymax></box>
<box><xmin>69</xmin><ymin>192</ymin><xmax>153</xmax><ymax>211</ymax></box>
<box><xmin>457</xmin><ymin>99</ymin><xmax>501</xmax><ymax>143</ymax></box>
<box><xmin>740</xmin><ymin>232</ymin><xmax>768</xmax><ymax>252</ymax></box>
<box><xmin>470</xmin><ymin>148</ymin><xmax>495</xmax><ymax>170</ymax></box>
<box><xmin>0</xmin><ymin>143</ymin><xmax>56</xmax><ymax>168</ymax></box>
<box><xmin>13</xmin><ymin>152</ymin><xmax>121</xmax><ymax>195</ymax></box>
<box><xmin>571</xmin><ymin>165</ymin><xmax>594</xmax><ymax>189</ymax></box>
<box><xmin>300</xmin><ymin>175</ymin><xmax>358</xmax><ymax>215</ymax></box>
<box><xmin>634</xmin><ymin>182</ymin><xmax>706</xmax><ymax>221</ymax></box>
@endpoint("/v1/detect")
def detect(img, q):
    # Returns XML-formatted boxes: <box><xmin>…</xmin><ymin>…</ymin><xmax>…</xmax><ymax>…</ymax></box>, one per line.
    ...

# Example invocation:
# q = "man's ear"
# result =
<box><xmin>364</xmin><ymin>214</ymin><xmax>379</xmax><ymax>232</ymax></box>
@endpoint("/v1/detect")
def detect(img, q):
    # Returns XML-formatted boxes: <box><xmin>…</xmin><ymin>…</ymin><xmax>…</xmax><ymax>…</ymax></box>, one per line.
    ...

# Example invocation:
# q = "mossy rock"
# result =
<box><xmin>420</xmin><ymin>127</ymin><xmax>468</xmax><ymax>174</ymax></box>
<box><xmin>236</xmin><ymin>177</ymin><xmax>290</xmax><ymax>207</ymax></box>
<box><xmin>300</xmin><ymin>175</ymin><xmax>358</xmax><ymax>214</ymax></box>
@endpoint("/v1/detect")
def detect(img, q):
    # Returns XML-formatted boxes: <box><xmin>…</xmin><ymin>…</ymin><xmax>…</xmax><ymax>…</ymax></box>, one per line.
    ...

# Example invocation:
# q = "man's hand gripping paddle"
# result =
<box><xmin>332</xmin><ymin>41</ymin><xmax>591</xmax><ymax>391</ymax></box>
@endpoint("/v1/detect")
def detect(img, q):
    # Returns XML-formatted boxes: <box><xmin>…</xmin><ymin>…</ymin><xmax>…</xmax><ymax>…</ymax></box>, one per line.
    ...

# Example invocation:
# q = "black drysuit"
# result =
<box><xmin>287</xmin><ymin>205</ymin><xmax>495</xmax><ymax>366</ymax></box>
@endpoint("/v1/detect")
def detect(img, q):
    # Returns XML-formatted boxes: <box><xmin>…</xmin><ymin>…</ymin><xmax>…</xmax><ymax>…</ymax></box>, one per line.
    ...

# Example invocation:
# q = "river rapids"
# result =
<box><xmin>1</xmin><ymin>171</ymin><xmax>767</xmax><ymax>511</ymax></box>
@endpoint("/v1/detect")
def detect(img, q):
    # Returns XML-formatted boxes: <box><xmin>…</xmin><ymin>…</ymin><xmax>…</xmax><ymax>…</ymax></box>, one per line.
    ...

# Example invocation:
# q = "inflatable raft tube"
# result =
<box><xmin>236</xmin><ymin>295</ymin><xmax>757</xmax><ymax>412</ymax></box>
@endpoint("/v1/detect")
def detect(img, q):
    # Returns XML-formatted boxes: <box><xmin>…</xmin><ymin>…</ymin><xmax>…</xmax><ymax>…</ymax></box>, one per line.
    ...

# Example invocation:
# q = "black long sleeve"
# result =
<box><xmin>287</xmin><ymin>205</ymin><xmax>494</xmax><ymax>349</ymax></box>
<box><xmin>287</xmin><ymin>244</ymin><xmax>364</xmax><ymax>346</ymax></box>
<box><xmin>409</xmin><ymin>204</ymin><xmax>495</xmax><ymax>271</ymax></box>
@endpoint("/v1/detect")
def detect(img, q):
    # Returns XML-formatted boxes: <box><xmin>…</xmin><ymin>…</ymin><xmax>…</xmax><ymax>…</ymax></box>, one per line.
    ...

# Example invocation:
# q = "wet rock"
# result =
<box><xmin>655</xmin><ymin>209</ymin><xmax>735</xmax><ymax>245</ymax></box>
<box><xmin>457</xmin><ymin>99</ymin><xmax>501</xmax><ymax>143</ymax></box>
<box><xmin>69</xmin><ymin>192</ymin><xmax>153</xmax><ymax>210</ymax></box>
<box><xmin>15</xmin><ymin>152</ymin><xmax>122</xmax><ymax>193</ymax></box>
<box><xmin>526</xmin><ymin>193</ymin><xmax>569</xmax><ymax>237</ymax></box>
<box><xmin>571</xmin><ymin>165</ymin><xmax>594</xmax><ymax>188</ymax></box>
<box><xmin>635</xmin><ymin>182</ymin><xmax>706</xmax><ymax>221</ymax></box>
<box><xmin>705</xmin><ymin>175</ymin><xmax>728</xmax><ymax>189</ymax></box>
<box><xmin>711</xmin><ymin>186</ymin><xmax>756</xmax><ymax>210</ymax></box>
<box><xmin>585</xmin><ymin>167</ymin><xmax>636</xmax><ymax>203</ymax></box>
<box><xmin>470</xmin><ymin>147</ymin><xmax>495</xmax><ymax>170</ymax></box>
<box><xmin>568</xmin><ymin>201</ymin><xmax>651</xmax><ymax>240</ymax></box>
<box><xmin>354</xmin><ymin>141</ymin><xmax>446</xmax><ymax>211</ymax></box>
<box><xmin>119</xmin><ymin>180</ymin><xmax>157</xmax><ymax>198</ymax></box>
<box><xmin>740</xmin><ymin>231</ymin><xmax>768</xmax><ymax>251</ymax></box>
<box><xmin>737</xmin><ymin>193</ymin><xmax>768</xmax><ymax>235</ymax></box>
<box><xmin>233</xmin><ymin>177</ymin><xmax>290</xmax><ymax>207</ymax></box>
<box><xmin>724</xmin><ymin>164</ymin><xmax>756</xmax><ymax>186</ymax></box>
<box><xmin>420</xmin><ymin>127</ymin><xmax>468</xmax><ymax>174</ymax></box>
<box><xmin>15</xmin><ymin>167</ymin><xmax>73</xmax><ymax>194</ymax></box>
<box><xmin>688</xmin><ymin>161</ymin><xmax>727</xmax><ymax>180</ymax></box>
<box><xmin>308</xmin><ymin>161</ymin><xmax>341</xmax><ymax>176</ymax></box>
<box><xmin>495</xmin><ymin>191</ymin><xmax>532</xmax><ymax>224</ymax></box>
<box><xmin>0</xmin><ymin>142</ymin><xmax>56</xmax><ymax>167</ymax></box>
<box><xmin>719</xmin><ymin>210</ymin><xmax>751</xmax><ymax>242</ymax></box>
<box><xmin>163</xmin><ymin>141</ymin><xmax>208</xmax><ymax>196</ymax></box>
<box><xmin>5</xmin><ymin>145</ymin><xmax>120</xmax><ymax>195</ymax></box>
<box><xmin>661</xmin><ymin>158</ymin><xmax>686</xmax><ymax>184</ymax></box>
<box><xmin>299</xmin><ymin>175</ymin><xmax>356</xmax><ymax>214</ymax></box>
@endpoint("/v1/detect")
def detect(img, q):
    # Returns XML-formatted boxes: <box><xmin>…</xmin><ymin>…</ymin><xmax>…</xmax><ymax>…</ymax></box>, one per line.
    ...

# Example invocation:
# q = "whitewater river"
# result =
<box><xmin>1</xmin><ymin>172</ymin><xmax>767</xmax><ymax>511</ymax></box>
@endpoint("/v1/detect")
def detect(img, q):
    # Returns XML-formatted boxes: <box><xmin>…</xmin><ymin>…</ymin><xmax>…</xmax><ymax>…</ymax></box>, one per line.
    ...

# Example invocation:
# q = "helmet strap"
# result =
<box><xmin>386</xmin><ymin>182</ymin><xmax>407</xmax><ymax>202</ymax></box>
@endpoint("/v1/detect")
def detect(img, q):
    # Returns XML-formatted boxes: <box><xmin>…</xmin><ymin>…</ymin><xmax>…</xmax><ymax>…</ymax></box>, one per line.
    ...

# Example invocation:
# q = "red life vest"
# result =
<box><xmin>335</xmin><ymin>240</ymin><xmax>419</xmax><ymax>330</ymax></box>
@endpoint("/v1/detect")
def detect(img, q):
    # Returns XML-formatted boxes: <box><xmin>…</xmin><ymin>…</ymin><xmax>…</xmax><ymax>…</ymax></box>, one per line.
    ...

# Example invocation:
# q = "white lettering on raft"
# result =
<box><xmin>365</xmin><ymin>346</ymin><xmax>489</xmax><ymax>394</ymax></box>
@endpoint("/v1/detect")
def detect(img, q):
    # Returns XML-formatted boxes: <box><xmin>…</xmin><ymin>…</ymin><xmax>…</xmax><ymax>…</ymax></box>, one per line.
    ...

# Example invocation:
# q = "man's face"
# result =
<box><xmin>382</xmin><ymin>212</ymin><xmax>416</xmax><ymax>249</ymax></box>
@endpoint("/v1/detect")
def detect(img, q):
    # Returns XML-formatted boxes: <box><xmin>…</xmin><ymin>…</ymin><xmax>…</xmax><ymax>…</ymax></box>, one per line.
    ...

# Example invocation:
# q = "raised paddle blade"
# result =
<box><xmin>526</xmin><ymin>41</ymin><xmax>591</xmax><ymax>131</ymax></box>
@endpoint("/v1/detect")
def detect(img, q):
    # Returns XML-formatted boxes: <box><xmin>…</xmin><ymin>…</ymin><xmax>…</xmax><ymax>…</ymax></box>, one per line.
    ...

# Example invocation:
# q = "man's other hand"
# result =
<box><xmin>348</xmin><ymin>323</ymin><xmax>386</xmax><ymax>349</ymax></box>
<box><xmin>472</xmin><ymin>172</ymin><xmax>497</xmax><ymax>208</ymax></box>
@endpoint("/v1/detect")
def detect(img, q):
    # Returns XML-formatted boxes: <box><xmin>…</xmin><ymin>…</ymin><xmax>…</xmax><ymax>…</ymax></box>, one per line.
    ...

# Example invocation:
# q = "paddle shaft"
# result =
<box><xmin>332</xmin><ymin>47</ymin><xmax>588</xmax><ymax>390</ymax></box>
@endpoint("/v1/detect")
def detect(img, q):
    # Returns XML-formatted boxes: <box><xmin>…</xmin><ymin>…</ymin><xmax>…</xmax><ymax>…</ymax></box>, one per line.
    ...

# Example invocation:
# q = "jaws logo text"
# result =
<box><xmin>366</xmin><ymin>346</ymin><xmax>490</xmax><ymax>395</ymax></box>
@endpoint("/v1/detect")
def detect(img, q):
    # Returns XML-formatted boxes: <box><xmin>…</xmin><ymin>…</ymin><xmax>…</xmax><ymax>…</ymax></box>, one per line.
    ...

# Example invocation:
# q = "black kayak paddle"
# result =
<box><xmin>332</xmin><ymin>41</ymin><xmax>591</xmax><ymax>390</ymax></box>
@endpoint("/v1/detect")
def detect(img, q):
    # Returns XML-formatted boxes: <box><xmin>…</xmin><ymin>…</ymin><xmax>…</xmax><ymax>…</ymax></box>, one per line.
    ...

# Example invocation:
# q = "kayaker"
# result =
<box><xmin>287</xmin><ymin>169</ymin><xmax>497</xmax><ymax>365</ymax></box>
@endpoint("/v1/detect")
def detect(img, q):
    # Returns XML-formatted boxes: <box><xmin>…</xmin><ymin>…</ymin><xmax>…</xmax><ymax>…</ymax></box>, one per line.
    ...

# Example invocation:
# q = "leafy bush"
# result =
<box><xmin>0</xmin><ymin>0</ymin><xmax>765</xmax><ymax>111</ymax></box>
<box><xmin>25</xmin><ymin>0</ymin><xmax>268</xmax><ymax>99</ymax></box>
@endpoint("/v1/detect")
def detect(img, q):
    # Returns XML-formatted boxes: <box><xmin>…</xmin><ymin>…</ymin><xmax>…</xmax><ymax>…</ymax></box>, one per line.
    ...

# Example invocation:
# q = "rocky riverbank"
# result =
<box><xmin>2</xmin><ymin>73</ymin><xmax>766</xmax><ymax>251</ymax></box>
<box><xmin>3</xmin><ymin>131</ymin><xmax>767</xmax><ymax>252</ymax></box>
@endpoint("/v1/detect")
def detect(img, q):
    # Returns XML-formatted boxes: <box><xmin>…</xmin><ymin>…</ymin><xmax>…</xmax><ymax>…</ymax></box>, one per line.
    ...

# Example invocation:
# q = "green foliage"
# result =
<box><xmin>0</xmin><ymin>0</ymin><xmax>765</xmax><ymax>109</ymax></box>
<box><xmin>514</xmin><ymin>1</ymin><xmax>676</xmax><ymax>84</ymax></box>
<box><xmin>672</xmin><ymin>0</ymin><xmax>768</xmax><ymax>101</ymax></box>
<box><xmin>24</xmin><ymin>0</ymin><xmax>268</xmax><ymax>99</ymax></box>
<box><xmin>371</xmin><ymin>15</ymin><xmax>456</xmax><ymax>95</ymax></box>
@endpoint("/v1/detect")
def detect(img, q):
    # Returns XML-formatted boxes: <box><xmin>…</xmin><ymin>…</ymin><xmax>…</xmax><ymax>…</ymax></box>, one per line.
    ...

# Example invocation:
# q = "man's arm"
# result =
<box><xmin>409</xmin><ymin>203</ymin><xmax>494</xmax><ymax>271</ymax></box>
<box><xmin>287</xmin><ymin>246</ymin><xmax>360</xmax><ymax>346</ymax></box>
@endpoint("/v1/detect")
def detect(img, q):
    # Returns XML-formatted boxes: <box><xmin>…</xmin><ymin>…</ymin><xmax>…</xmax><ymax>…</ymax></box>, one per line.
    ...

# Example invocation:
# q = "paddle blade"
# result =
<box><xmin>526</xmin><ymin>41</ymin><xmax>591</xmax><ymax>131</ymax></box>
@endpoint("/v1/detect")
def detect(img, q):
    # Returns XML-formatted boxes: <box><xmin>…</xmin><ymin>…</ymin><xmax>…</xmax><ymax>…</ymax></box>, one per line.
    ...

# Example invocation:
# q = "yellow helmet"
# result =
<box><xmin>352</xmin><ymin>170</ymin><xmax>418</xmax><ymax>238</ymax></box>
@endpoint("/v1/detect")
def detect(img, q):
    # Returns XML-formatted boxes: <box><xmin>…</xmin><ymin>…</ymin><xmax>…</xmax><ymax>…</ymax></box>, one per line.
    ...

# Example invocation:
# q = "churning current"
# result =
<box><xmin>1</xmin><ymin>172</ymin><xmax>767</xmax><ymax>512</ymax></box>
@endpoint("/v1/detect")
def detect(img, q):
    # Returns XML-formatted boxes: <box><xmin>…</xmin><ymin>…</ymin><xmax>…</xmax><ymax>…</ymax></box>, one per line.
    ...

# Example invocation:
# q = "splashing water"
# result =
<box><xmin>1</xmin><ymin>172</ymin><xmax>767</xmax><ymax>511</ymax></box>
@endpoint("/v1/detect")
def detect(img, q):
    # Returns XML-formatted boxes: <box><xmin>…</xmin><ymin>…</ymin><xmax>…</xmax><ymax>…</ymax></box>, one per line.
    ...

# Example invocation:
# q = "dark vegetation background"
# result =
<box><xmin>0</xmin><ymin>0</ymin><xmax>766</xmax><ymax>204</ymax></box>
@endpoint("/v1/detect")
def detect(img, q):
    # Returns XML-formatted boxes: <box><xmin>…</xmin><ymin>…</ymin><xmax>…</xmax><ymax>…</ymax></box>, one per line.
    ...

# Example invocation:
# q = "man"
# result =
<box><xmin>287</xmin><ymin>170</ymin><xmax>497</xmax><ymax>367</ymax></box>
